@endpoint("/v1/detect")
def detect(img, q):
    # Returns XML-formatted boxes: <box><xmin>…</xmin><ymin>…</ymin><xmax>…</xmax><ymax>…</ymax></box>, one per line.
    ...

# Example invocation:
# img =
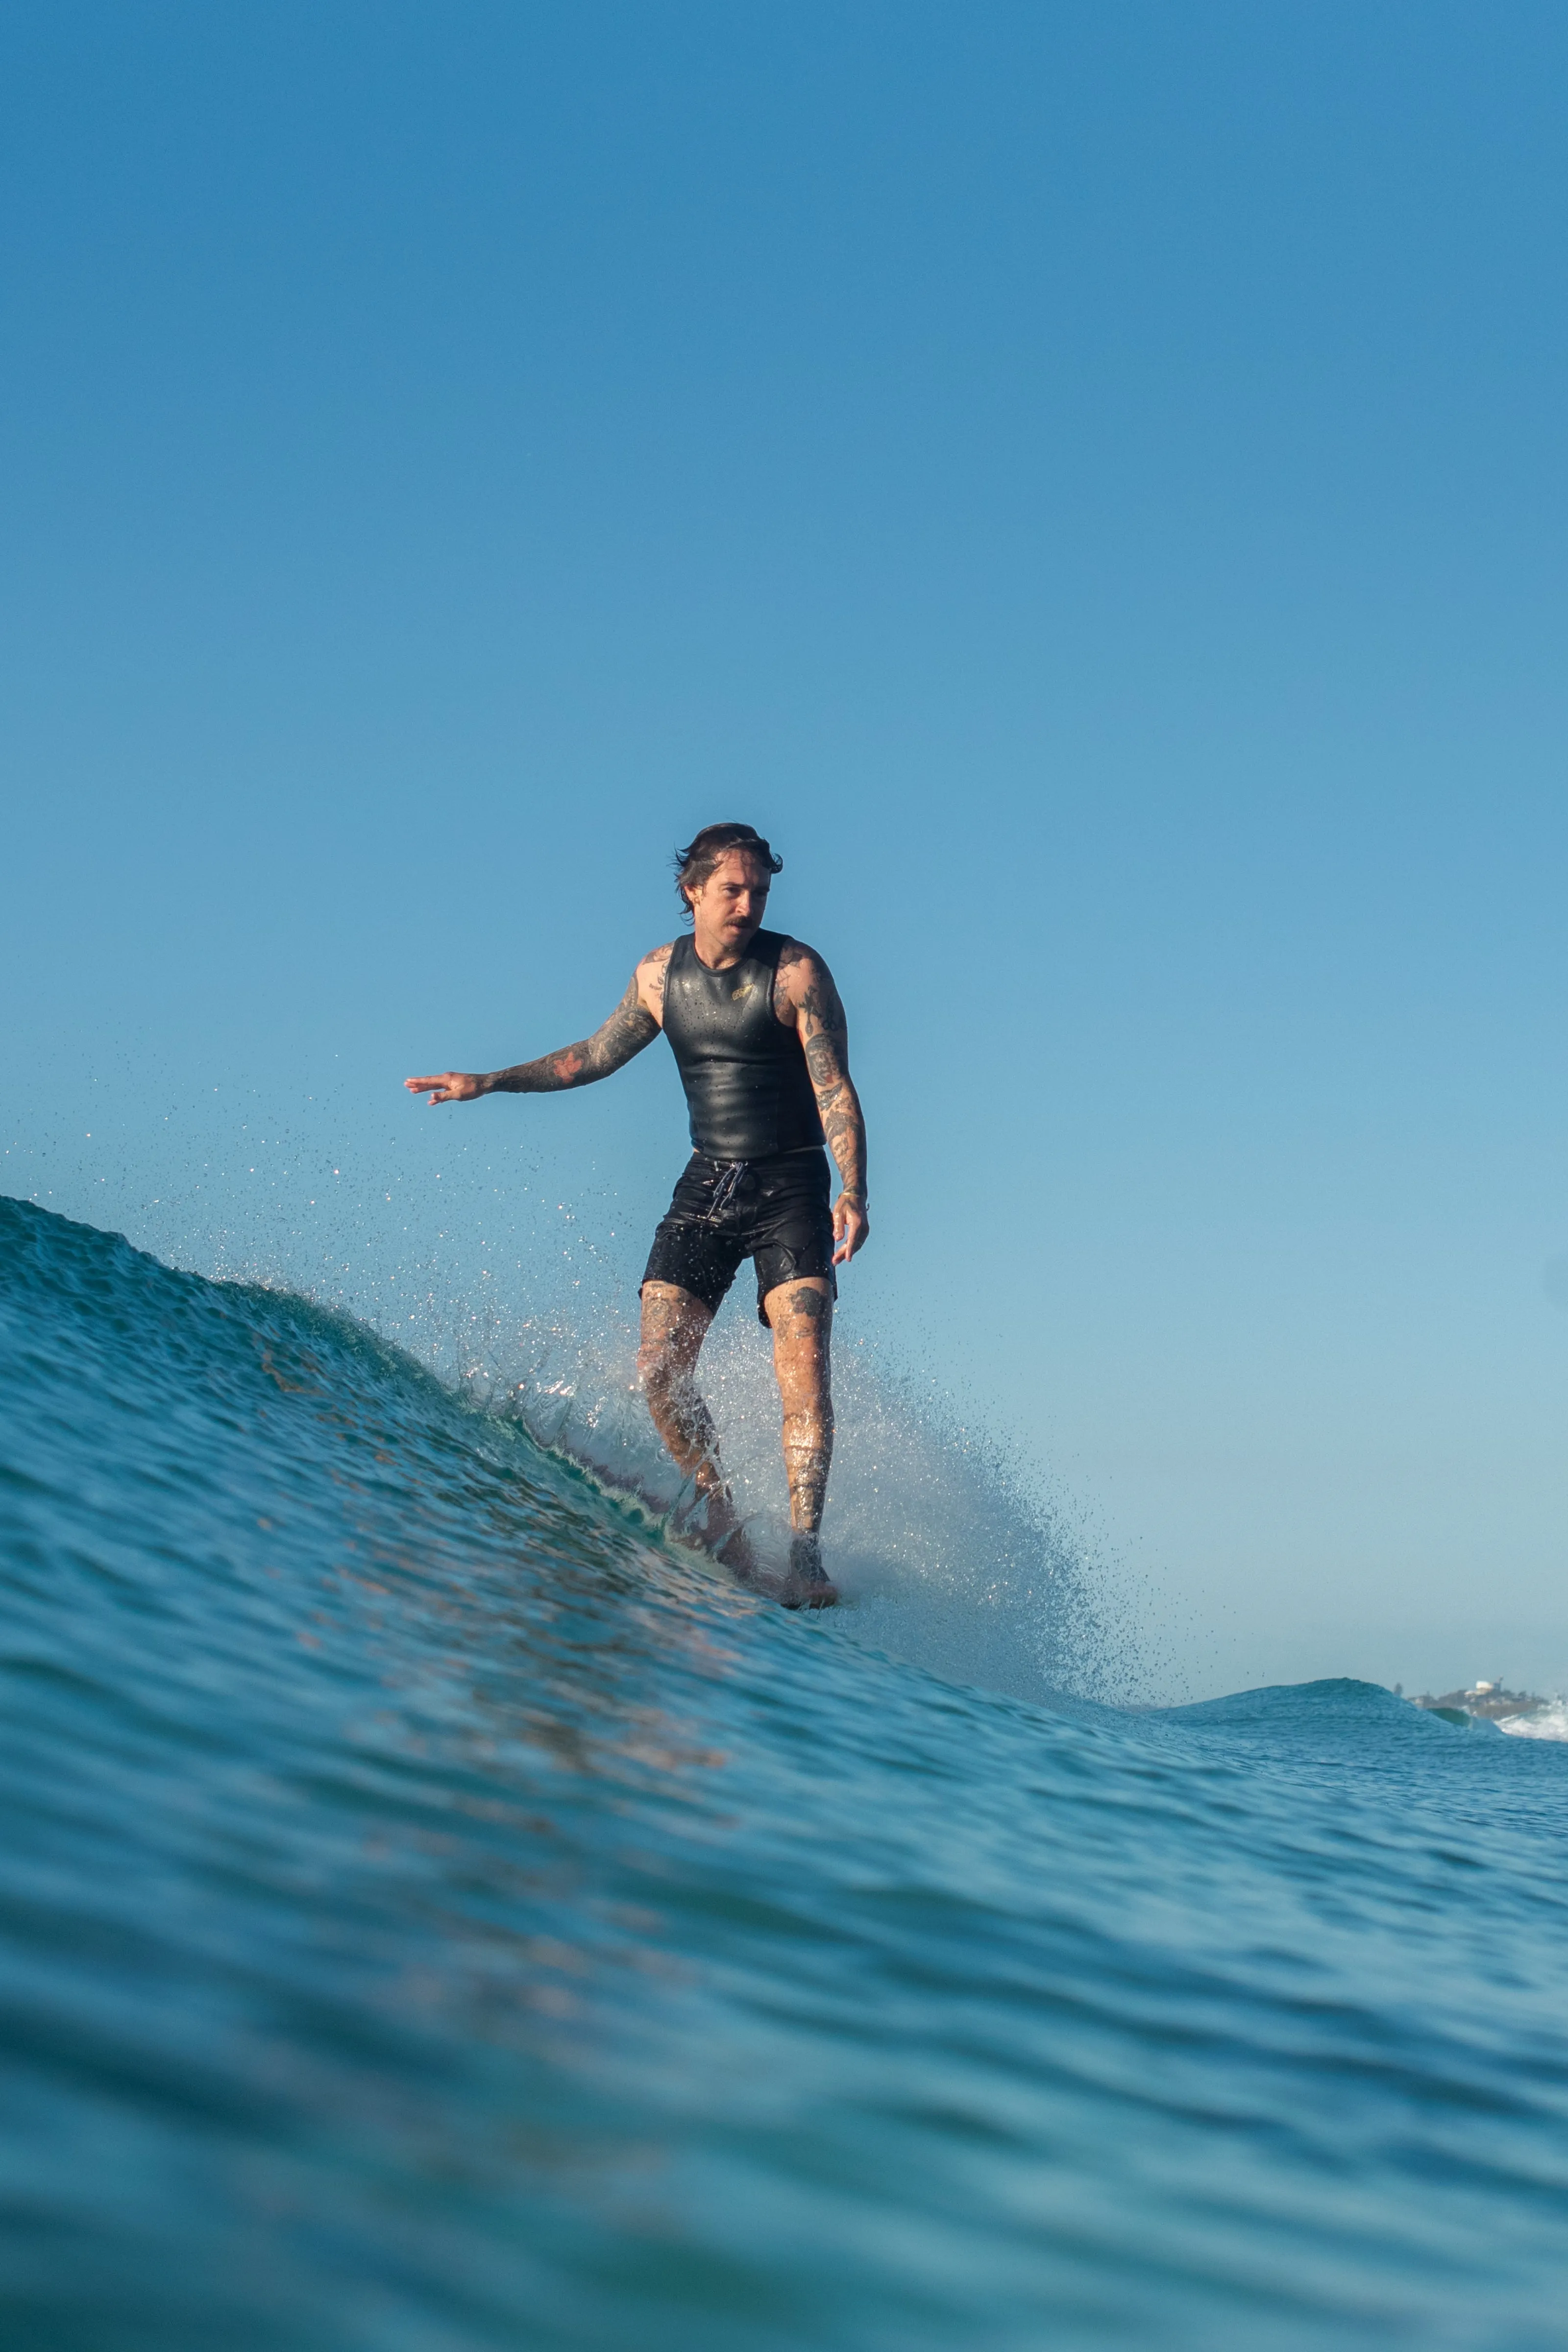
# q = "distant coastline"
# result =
<box><xmin>1411</xmin><ymin>1681</ymin><xmax>1550</xmax><ymax>1724</ymax></box>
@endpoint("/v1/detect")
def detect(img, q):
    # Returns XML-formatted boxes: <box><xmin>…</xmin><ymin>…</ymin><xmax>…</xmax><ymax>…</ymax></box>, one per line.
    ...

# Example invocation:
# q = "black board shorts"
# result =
<box><xmin>641</xmin><ymin>1148</ymin><xmax>838</xmax><ymax>1325</ymax></box>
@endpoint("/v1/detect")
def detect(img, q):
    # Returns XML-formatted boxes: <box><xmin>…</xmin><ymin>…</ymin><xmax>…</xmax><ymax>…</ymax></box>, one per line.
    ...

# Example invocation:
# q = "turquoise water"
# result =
<box><xmin>2</xmin><ymin>1196</ymin><xmax>1567</xmax><ymax>2350</ymax></box>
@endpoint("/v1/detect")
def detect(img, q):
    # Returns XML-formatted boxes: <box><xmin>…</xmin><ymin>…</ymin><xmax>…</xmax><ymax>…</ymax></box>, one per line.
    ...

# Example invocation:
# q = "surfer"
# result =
<box><xmin>404</xmin><ymin>823</ymin><xmax>870</xmax><ymax>1609</ymax></box>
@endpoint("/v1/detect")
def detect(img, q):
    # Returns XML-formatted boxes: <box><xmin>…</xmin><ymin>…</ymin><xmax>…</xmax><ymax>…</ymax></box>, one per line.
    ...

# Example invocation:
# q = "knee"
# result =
<box><xmin>637</xmin><ymin>1339</ymin><xmax>685</xmax><ymax>1402</ymax></box>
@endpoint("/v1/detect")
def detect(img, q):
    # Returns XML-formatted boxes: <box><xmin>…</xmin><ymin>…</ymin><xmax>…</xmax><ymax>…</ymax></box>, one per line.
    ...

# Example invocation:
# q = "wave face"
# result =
<box><xmin>3</xmin><ymin>1198</ymin><xmax>1568</xmax><ymax>2351</ymax></box>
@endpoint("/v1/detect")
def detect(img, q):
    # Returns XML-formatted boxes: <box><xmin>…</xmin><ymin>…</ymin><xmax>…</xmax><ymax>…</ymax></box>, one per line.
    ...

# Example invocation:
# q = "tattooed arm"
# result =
<box><xmin>405</xmin><ymin>946</ymin><xmax>673</xmax><ymax>1104</ymax></box>
<box><xmin>775</xmin><ymin>942</ymin><xmax>870</xmax><ymax>1265</ymax></box>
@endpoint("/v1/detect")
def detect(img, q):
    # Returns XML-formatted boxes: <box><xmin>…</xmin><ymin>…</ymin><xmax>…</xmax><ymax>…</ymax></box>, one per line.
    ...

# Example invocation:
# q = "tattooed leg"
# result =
<box><xmin>768</xmin><ymin>1277</ymin><xmax>835</xmax><ymax>1529</ymax></box>
<box><xmin>764</xmin><ymin>1276</ymin><xmax>837</xmax><ymax>1607</ymax></box>
<box><xmin>637</xmin><ymin>1282</ymin><xmax>752</xmax><ymax>1563</ymax></box>
<box><xmin>637</xmin><ymin>1281</ymin><xmax>719</xmax><ymax>1485</ymax></box>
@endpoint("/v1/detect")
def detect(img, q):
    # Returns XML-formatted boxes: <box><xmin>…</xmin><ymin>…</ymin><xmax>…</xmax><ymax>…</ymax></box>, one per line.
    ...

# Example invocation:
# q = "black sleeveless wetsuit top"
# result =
<box><xmin>662</xmin><ymin>929</ymin><xmax>825</xmax><ymax>1162</ymax></box>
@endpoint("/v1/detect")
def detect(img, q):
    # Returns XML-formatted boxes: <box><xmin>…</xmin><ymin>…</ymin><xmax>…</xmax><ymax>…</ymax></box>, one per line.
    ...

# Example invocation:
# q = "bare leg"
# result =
<box><xmin>637</xmin><ymin>1282</ymin><xmax>752</xmax><ymax>1565</ymax></box>
<box><xmin>763</xmin><ymin>1276</ymin><xmax>837</xmax><ymax>1606</ymax></box>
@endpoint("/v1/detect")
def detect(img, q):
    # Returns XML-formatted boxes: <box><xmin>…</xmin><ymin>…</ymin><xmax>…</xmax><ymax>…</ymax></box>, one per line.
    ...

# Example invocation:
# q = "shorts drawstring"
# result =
<box><xmin>705</xmin><ymin>1159</ymin><xmax>750</xmax><ymax>1223</ymax></box>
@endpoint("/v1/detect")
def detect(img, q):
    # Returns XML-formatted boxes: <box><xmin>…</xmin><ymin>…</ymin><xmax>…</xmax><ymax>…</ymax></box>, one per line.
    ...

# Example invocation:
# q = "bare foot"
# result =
<box><xmin>779</xmin><ymin>1530</ymin><xmax>838</xmax><ymax>1611</ymax></box>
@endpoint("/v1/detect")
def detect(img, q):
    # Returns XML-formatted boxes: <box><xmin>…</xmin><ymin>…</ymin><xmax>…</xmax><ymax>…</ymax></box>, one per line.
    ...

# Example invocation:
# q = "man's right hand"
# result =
<box><xmin>404</xmin><ymin>1072</ymin><xmax>487</xmax><ymax>1105</ymax></box>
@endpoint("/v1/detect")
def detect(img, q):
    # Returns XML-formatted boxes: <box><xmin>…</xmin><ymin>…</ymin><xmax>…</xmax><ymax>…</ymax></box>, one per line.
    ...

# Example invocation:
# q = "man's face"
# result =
<box><xmin>690</xmin><ymin>850</ymin><xmax>771</xmax><ymax>949</ymax></box>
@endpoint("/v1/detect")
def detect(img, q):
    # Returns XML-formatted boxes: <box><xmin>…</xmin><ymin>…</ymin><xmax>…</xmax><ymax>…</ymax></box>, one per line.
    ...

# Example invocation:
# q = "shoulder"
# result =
<box><xmin>635</xmin><ymin>940</ymin><xmax>679</xmax><ymax>1022</ymax></box>
<box><xmin>771</xmin><ymin>933</ymin><xmax>827</xmax><ymax>982</ymax></box>
<box><xmin>769</xmin><ymin>935</ymin><xmax>841</xmax><ymax>1021</ymax></box>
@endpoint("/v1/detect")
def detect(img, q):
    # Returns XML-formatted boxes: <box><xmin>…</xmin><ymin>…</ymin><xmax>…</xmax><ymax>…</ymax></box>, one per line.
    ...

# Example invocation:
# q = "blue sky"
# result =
<box><xmin>4</xmin><ymin>1</ymin><xmax>1565</xmax><ymax>1697</ymax></box>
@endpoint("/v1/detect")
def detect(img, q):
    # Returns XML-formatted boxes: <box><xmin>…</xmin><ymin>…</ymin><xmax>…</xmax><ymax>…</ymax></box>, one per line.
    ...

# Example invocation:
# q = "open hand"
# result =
<box><xmin>832</xmin><ymin>1195</ymin><xmax>869</xmax><ymax>1265</ymax></box>
<box><xmin>404</xmin><ymin>1072</ymin><xmax>486</xmax><ymax>1105</ymax></box>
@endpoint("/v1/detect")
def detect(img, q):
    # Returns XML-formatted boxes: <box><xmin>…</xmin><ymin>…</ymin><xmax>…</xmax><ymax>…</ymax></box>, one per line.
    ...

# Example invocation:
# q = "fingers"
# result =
<box><xmin>831</xmin><ymin>1204</ymin><xmax>868</xmax><ymax>1265</ymax></box>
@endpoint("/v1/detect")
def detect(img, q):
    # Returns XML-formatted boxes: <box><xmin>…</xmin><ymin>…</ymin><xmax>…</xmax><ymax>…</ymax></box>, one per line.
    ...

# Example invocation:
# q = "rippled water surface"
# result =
<box><xmin>2</xmin><ymin>1198</ymin><xmax>1566</xmax><ymax>2350</ymax></box>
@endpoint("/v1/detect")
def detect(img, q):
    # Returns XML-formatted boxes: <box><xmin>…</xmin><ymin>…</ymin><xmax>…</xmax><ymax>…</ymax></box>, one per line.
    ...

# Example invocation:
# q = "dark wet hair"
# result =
<box><xmin>673</xmin><ymin>823</ymin><xmax>782</xmax><ymax>920</ymax></box>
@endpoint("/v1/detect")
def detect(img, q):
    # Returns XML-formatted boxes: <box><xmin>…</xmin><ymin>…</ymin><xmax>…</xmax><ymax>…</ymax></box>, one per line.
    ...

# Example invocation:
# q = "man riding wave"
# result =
<box><xmin>405</xmin><ymin>823</ymin><xmax>870</xmax><ymax>1607</ymax></box>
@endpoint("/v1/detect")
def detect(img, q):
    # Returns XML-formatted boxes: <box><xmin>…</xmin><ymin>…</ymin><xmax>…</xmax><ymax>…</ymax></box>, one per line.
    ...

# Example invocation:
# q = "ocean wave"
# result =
<box><xmin>4</xmin><ymin>1198</ymin><xmax>1568</xmax><ymax>2352</ymax></box>
<box><xmin>1497</xmin><ymin>1700</ymin><xmax>1568</xmax><ymax>1740</ymax></box>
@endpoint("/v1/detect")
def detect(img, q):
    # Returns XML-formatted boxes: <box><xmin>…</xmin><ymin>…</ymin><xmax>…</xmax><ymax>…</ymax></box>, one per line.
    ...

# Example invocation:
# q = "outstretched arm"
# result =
<box><xmin>777</xmin><ymin>944</ymin><xmax>869</xmax><ymax>1265</ymax></box>
<box><xmin>406</xmin><ymin>953</ymin><xmax>668</xmax><ymax>1105</ymax></box>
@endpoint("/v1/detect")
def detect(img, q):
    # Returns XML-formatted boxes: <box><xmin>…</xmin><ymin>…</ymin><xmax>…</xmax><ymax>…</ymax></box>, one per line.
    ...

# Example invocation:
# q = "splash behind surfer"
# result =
<box><xmin>404</xmin><ymin>823</ymin><xmax>870</xmax><ymax>1608</ymax></box>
